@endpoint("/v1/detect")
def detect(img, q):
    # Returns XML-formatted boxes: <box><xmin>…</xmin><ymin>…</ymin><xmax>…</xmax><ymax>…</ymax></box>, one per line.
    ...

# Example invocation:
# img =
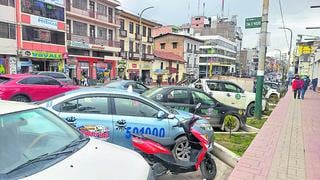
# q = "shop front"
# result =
<box><xmin>18</xmin><ymin>50</ymin><xmax>64</xmax><ymax>73</ymax></box>
<box><xmin>0</xmin><ymin>56</ymin><xmax>18</xmax><ymax>74</ymax></box>
<box><xmin>127</xmin><ymin>61</ymin><xmax>139</xmax><ymax>80</ymax></box>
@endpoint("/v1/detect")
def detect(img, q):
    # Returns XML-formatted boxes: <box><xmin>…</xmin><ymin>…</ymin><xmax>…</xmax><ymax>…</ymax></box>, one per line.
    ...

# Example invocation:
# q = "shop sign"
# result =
<box><xmin>9</xmin><ymin>57</ymin><xmax>17</xmax><ymax>74</ymax></box>
<box><xmin>38</xmin><ymin>0</ymin><xmax>64</xmax><ymax>6</ymax></box>
<box><xmin>30</xmin><ymin>15</ymin><xmax>58</xmax><ymax>30</ymax></box>
<box><xmin>143</xmin><ymin>64</ymin><xmax>151</xmax><ymax>69</ymax></box>
<box><xmin>118</xmin><ymin>60</ymin><xmax>127</xmax><ymax>65</ymax></box>
<box><xmin>68</xmin><ymin>41</ymin><xmax>90</xmax><ymax>49</ymax></box>
<box><xmin>20</xmin><ymin>50</ymin><xmax>62</xmax><ymax>59</ymax></box>
<box><xmin>91</xmin><ymin>45</ymin><xmax>105</xmax><ymax>50</ymax></box>
<box><xmin>132</xmin><ymin>64</ymin><xmax>137</xmax><ymax>68</ymax></box>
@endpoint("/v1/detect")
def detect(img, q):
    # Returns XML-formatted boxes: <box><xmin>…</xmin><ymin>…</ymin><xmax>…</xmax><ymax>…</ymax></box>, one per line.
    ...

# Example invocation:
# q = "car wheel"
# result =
<box><xmin>224</xmin><ymin>115</ymin><xmax>241</xmax><ymax>132</ymax></box>
<box><xmin>269</xmin><ymin>94</ymin><xmax>279</xmax><ymax>102</ymax></box>
<box><xmin>11</xmin><ymin>95</ymin><xmax>30</xmax><ymax>102</ymax></box>
<box><xmin>247</xmin><ymin>103</ymin><xmax>255</xmax><ymax>117</ymax></box>
<box><xmin>172</xmin><ymin>136</ymin><xmax>191</xmax><ymax>161</ymax></box>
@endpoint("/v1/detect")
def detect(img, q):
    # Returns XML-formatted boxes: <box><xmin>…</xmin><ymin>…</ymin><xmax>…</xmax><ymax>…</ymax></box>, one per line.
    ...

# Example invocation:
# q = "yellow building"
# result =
<box><xmin>116</xmin><ymin>9</ymin><xmax>161</xmax><ymax>81</ymax></box>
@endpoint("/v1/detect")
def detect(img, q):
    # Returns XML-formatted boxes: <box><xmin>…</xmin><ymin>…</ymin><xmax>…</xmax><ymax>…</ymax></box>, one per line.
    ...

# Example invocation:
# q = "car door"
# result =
<box><xmin>163</xmin><ymin>89</ymin><xmax>192</xmax><ymax>113</ymax></box>
<box><xmin>56</xmin><ymin>96</ymin><xmax>113</xmax><ymax>142</ymax></box>
<box><xmin>222</xmin><ymin>82</ymin><xmax>246</xmax><ymax>109</ymax></box>
<box><xmin>111</xmin><ymin>96</ymin><xmax>170</xmax><ymax>149</ymax></box>
<box><xmin>17</xmin><ymin>77</ymin><xmax>50</xmax><ymax>101</ymax></box>
<box><xmin>205</xmin><ymin>80</ymin><xmax>225</xmax><ymax>103</ymax></box>
<box><xmin>190</xmin><ymin>90</ymin><xmax>221</xmax><ymax>127</ymax></box>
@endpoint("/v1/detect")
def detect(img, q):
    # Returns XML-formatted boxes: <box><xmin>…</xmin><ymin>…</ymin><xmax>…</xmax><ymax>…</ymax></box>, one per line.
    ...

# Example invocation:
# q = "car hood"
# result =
<box><xmin>26</xmin><ymin>139</ymin><xmax>149</xmax><ymax>180</ymax></box>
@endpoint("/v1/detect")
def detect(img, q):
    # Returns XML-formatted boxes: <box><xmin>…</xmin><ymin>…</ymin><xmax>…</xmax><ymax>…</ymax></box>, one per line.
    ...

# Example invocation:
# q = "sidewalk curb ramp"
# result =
<box><xmin>213</xmin><ymin>143</ymin><xmax>240</xmax><ymax>168</ymax></box>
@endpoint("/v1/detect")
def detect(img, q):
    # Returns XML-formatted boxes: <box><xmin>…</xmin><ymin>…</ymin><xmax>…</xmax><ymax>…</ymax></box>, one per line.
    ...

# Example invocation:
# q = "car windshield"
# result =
<box><xmin>142</xmin><ymin>89</ymin><xmax>178</xmax><ymax>115</ymax></box>
<box><xmin>0</xmin><ymin>108</ymin><xmax>82</xmax><ymax>175</ymax></box>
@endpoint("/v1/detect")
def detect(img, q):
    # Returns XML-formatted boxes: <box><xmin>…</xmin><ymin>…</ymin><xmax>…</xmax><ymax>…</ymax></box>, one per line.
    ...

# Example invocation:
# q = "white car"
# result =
<box><xmin>264</xmin><ymin>85</ymin><xmax>280</xmax><ymax>100</ymax></box>
<box><xmin>190</xmin><ymin>79</ymin><xmax>266</xmax><ymax>117</ymax></box>
<box><xmin>0</xmin><ymin>101</ymin><xmax>153</xmax><ymax>180</ymax></box>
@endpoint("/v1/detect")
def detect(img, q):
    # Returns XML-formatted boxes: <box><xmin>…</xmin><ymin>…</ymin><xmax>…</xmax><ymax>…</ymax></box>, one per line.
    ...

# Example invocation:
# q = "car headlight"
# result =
<box><xmin>147</xmin><ymin>167</ymin><xmax>155</xmax><ymax>180</ymax></box>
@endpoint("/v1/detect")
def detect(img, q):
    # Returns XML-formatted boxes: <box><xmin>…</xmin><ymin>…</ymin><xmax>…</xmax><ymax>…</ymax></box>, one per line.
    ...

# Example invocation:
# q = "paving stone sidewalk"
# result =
<box><xmin>228</xmin><ymin>90</ymin><xmax>320</xmax><ymax>180</ymax></box>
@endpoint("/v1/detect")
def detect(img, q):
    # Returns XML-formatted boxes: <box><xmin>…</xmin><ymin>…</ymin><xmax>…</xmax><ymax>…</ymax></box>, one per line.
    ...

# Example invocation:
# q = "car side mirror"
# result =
<box><xmin>167</xmin><ymin>114</ymin><xmax>175</xmax><ymax>119</ymax></box>
<box><xmin>157</xmin><ymin>111</ymin><xmax>166</xmax><ymax>119</ymax></box>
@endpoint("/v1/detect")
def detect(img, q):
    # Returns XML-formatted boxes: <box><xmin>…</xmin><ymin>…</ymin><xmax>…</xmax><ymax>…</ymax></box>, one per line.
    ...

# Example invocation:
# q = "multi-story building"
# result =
<box><xmin>154</xmin><ymin>33</ymin><xmax>203</xmax><ymax>80</ymax></box>
<box><xmin>0</xmin><ymin>0</ymin><xmax>17</xmax><ymax>74</ymax></box>
<box><xmin>16</xmin><ymin>0</ymin><xmax>66</xmax><ymax>73</ymax></box>
<box><xmin>65</xmin><ymin>0</ymin><xmax>121</xmax><ymax>80</ymax></box>
<box><xmin>197</xmin><ymin>35</ymin><xmax>237</xmax><ymax>77</ymax></box>
<box><xmin>152</xmin><ymin>25</ymin><xmax>178</xmax><ymax>37</ymax></box>
<box><xmin>116</xmin><ymin>9</ymin><xmax>161</xmax><ymax>81</ymax></box>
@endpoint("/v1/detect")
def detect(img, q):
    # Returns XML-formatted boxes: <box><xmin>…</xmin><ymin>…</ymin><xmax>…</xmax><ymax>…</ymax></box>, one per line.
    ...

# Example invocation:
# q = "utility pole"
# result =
<box><xmin>254</xmin><ymin>0</ymin><xmax>270</xmax><ymax>119</ymax></box>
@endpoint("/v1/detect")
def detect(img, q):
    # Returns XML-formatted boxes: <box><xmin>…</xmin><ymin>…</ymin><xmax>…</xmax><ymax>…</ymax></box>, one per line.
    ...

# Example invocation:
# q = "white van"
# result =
<box><xmin>0</xmin><ymin>101</ymin><xmax>153</xmax><ymax>180</ymax></box>
<box><xmin>191</xmin><ymin>79</ymin><xmax>267</xmax><ymax>117</ymax></box>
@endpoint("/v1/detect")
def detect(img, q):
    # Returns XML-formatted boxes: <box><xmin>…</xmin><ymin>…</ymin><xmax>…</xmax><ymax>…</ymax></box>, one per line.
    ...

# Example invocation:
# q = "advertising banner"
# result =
<box><xmin>30</xmin><ymin>15</ymin><xmax>58</xmax><ymax>30</ymax></box>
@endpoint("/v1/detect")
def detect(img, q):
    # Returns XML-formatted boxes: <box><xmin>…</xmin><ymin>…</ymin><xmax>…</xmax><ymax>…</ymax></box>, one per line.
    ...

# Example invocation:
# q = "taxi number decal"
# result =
<box><xmin>126</xmin><ymin>127</ymin><xmax>165</xmax><ymax>139</ymax></box>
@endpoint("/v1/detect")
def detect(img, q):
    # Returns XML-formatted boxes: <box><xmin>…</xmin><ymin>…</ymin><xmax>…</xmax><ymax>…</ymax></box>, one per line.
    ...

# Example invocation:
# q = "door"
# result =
<box><xmin>112</xmin><ymin>97</ymin><xmax>170</xmax><ymax>149</ymax></box>
<box><xmin>57</xmin><ymin>96</ymin><xmax>113</xmax><ymax>142</ymax></box>
<box><xmin>205</xmin><ymin>80</ymin><xmax>225</xmax><ymax>103</ymax></box>
<box><xmin>221</xmin><ymin>82</ymin><xmax>246</xmax><ymax>109</ymax></box>
<box><xmin>191</xmin><ymin>90</ymin><xmax>221</xmax><ymax>126</ymax></box>
<box><xmin>89</xmin><ymin>1</ymin><xmax>95</xmax><ymax>18</ymax></box>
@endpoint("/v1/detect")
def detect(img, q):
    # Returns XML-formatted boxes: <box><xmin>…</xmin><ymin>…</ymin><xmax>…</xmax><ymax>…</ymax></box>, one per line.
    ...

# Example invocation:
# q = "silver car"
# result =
<box><xmin>31</xmin><ymin>72</ymin><xmax>73</xmax><ymax>85</ymax></box>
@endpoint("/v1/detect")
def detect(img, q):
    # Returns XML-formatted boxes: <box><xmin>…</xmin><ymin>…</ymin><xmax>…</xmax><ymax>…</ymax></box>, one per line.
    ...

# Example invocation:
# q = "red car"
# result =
<box><xmin>0</xmin><ymin>74</ymin><xmax>79</xmax><ymax>102</ymax></box>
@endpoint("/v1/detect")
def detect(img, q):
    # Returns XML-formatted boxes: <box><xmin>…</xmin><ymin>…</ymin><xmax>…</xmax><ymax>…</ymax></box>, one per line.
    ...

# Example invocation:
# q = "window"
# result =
<box><xmin>19</xmin><ymin>77</ymin><xmax>60</xmax><ymax>85</ymax></box>
<box><xmin>129</xmin><ymin>22</ymin><xmax>134</xmax><ymax>34</ymax></box>
<box><xmin>160</xmin><ymin>43</ymin><xmax>165</xmax><ymax>49</ymax></box>
<box><xmin>0</xmin><ymin>22</ymin><xmax>15</xmax><ymax>39</ymax></box>
<box><xmin>172</xmin><ymin>42</ymin><xmax>178</xmax><ymax>49</ymax></box>
<box><xmin>41</xmin><ymin>77</ymin><xmax>61</xmax><ymax>85</ymax></box>
<box><xmin>61</xmin><ymin>97</ymin><xmax>108</xmax><ymax>114</ymax></box>
<box><xmin>142</xmin><ymin>44</ymin><xmax>146</xmax><ymax>54</ymax></box>
<box><xmin>22</xmin><ymin>26</ymin><xmax>65</xmax><ymax>45</ymax></box>
<box><xmin>136</xmin><ymin>24</ymin><xmax>140</xmax><ymax>34</ymax></box>
<box><xmin>224</xmin><ymin>83</ymin><xmax>242</xmax><ymax>93</ymax></box>
<box><xmin>148</xmin><ymin>28</ymin><xmax>152</xmax><ymax>37</ymax></box>
<box><xmin>191</xmin><ymin>91</ymin><xmax>215</xmax><ymax>106</ymax></box>
<box><xmin>135</xmin><ymin>43</ymin><xmax>140</xmax><ymax>53</ymax></box>
<box><xmin>114</xmin><ymin>98</ymin><xmax>158</xmax><ymax>118</ymax></box>
<box><xmin>97</xmin><ymin>27</ymin><xmax>107</xmax><ymax>39</ymax></box>
<box><xmin>21</xmin><ymin>0</ymin><xmax>64</xmax><ymax>21</ymax></box>
<box><xmin>120</xmin><ymin>40</ymin><xmax>125</xmax><ymax>51</ymax></box>
<box><xmin>167</xmin><ymin>90</ymin><xmax>189</xmax><ymax>104</ymax></box>
<box><xmin>40</xmin><ymin>72</ymin><xmax>66</xmax><ymax>79</ymax></box>
<box><xmin>19</xmin><ymin>77</ymin><xmax>41</xmax><ymax>85</ymax></box>
<box><xmin>129</xmin><ymin>41</ymin><xmax>134</xmax><ymax>52</ymax></box>
<box><xmin>72</xmin><ymin>0</ymin><xmax>87</xmax><ymax>10</ymax></box>
<box><xmin>160</xmin><ymin>62</ymin><xmax>163</xmax><ymax>69</ymax></box>
<box><xmin>206</xmin><ymin>81</ymin><xmax>223</xmax><ymax>91</ymax></box>
<box><xmin>120</xmin><ymin>19</ymin><xmax>125</xmax><ymax>30</ymax></box>
<box><xmin>73</xmin><ymin>21</ymin><xmax>87</xmax><ymax>36</ymax></box>
<box><xmin>147</xmin><ymin>45</ymin><xmax>151</xmax><ymax>54</ymax></box>
<box><xmin>194</xmin><ymin>45</ymin><xmax>197</xmax><ymax>52</ymax></box>
<box><xmin>143</xmin><ymin>26</ymin><xmax>146</xmax><ymax>37</ymax></box>
<box><xmin>97</xmin><ymin>3</ymin><xmax>108</xmax><ymax>16</ymax></box>
<box><xmin>0</xmin><ymin>0</ymin><xmax>15</xmax><ymax>7</ymax></box>
<box><xmin>108</xmin><ymin>7</ymin><xmax>113</xmax><ymax>21</ymax></box>
<box><xmin>108</xmin><ymin>29</ymin><xmax>113</xmax><ymax>40</ymax></box>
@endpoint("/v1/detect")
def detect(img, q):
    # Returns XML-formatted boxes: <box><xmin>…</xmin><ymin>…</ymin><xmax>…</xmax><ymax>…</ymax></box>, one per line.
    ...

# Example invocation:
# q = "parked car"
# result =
<box><xmin>31</xmin><ymin>71</ymin><xmax>73</xmax><ymax>85</ymax></box>
<box><xmin>105</xmin><ymin>80</ymin><xmax>149</xmax><ymax>94</ymax></box>
<box><xmin>0</xmin><ymin>74</ymin><xmax>78</xmax><ymax>102</ymax></box>
<box><xmin>0</xmin><ymin>101</ymin><xmax>153</xmax><ymax>180</ymax></box>
<box><xmin>190</xmin><ymin>79</ymin><xmax>267</xmax><ymax>117</ymax></box>
<box><xmin>264</xmin><ymin>85</ymin><xmax>280</xmax><ymax>101</ymax></box>
<box><xmin>38</xmin><ymin>88</ymin><xmax>214</xmax><ymax>161</ymax></box>
<box><xmin>143</xmin><ymin>86</ymin><xmax>247</xmax><ymax>132</ymax></box>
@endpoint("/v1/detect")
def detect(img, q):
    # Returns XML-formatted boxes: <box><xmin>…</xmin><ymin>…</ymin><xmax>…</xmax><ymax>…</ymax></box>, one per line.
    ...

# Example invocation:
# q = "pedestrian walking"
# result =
<box><xmin>301</xmin><ymin>76</ymin><xmax>310</xmax><ymax>100</ymax></box>
<box><xmin>157</xmin><ymin>75</ymin><xmax>161</xmax><ymax>87</ymax></box>
<box><xmin>171</xmin><ymin>77</ymin><xmax>175</xmax><ymax>85</ymax></box>
<box><xmin>311</xmin><ymin>78</ymin><xmax>318</xmax><ymax>92</ymax></box>
<box><xmin>167</xmin><ymin>76</ymin><xmax>171</xmax><ymax>85</ymax></box>
<box><xmin>292</xmin><ymin>75</ymin><xmax>303</xmax><ymax>99</ymax></box>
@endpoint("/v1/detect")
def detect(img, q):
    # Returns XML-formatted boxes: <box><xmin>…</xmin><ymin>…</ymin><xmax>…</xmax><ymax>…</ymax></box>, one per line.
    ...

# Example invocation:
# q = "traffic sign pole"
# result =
<box><xmin>254</xmin><ymin>0</ymin><xmax>270</xmax><ymax>119</ymax></box>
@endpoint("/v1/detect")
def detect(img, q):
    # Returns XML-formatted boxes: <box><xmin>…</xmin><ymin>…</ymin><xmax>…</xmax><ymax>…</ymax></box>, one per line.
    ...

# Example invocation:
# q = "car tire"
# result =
<box><xmin>172</xmin><ymin>136</ymin><xmax>191</xmax><ymax>161</ymax></box>
<box><xmin>11</xmin><ymin>95</ymin><xmax>30</xmax><ymax>102</ymax></box>
<box><xmin>247</xmin><ymin>103</ymin><xmax>255</xmax><ymax>117</ymax></box>
<box><xmin>224</xmin><ymin>115</ymin><xmax>241</xmax><ymax>132</ymax></box>
<box><xmin>269</xmin><ymin>94</ymin><xmax>279</xmax><ymax>102</ymax></box>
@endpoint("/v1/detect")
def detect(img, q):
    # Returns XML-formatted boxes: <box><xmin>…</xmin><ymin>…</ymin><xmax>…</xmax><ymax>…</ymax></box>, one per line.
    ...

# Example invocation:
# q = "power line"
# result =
<box><xmin>278</xmin><ymin>0</ymin><xmax>289</xmax><ymax>49</ymax></box>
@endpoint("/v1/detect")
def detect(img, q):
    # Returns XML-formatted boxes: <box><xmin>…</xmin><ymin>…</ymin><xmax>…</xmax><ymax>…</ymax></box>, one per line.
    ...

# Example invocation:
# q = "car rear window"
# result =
<box><xmin>0</xmin><ymin>77</ymin><xmax>10</xmax><ymax>84</ymax></box>
<box><xmin>41</xmin><ymin>72</ymin><xmax>66</xmax><ymax>79</ymax></box>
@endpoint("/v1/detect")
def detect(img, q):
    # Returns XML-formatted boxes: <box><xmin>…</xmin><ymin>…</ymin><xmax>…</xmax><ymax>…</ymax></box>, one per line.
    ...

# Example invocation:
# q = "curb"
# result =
<box><xmin>242</xmin><ymin>125</ymin><xmax>260</xmax><ymax>133</ymax></box>
<box><xmin>213</xmin><ymin>143</ymin><xmax>240</xmax><ymax>168</ymax></box>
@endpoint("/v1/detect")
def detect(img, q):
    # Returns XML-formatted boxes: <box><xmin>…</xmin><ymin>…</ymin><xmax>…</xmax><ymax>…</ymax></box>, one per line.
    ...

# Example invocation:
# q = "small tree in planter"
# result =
<box><xmin>224</xmin><ymin>115</ymin><xmax>237</xmax><ymax>138</ymax></box>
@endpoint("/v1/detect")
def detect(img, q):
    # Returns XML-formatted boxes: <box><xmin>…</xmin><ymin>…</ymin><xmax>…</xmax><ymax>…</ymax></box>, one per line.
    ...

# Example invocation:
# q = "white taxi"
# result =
<box><xmin>0</xmin><ymin>101</ymin><xmax>153</xmax><ymax>180</ymax></box>
<box><xmin>191</xmin><ymin>79</ymin><xmax>267</xmax><ymax>117</ymax></box>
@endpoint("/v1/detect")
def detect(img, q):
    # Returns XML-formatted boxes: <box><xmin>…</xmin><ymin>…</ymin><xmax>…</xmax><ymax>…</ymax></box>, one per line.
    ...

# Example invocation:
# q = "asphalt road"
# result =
<box><xmin>156</xmin><ymin>156</ymin><xmax>233</xmax><ymax>180</ymax></box>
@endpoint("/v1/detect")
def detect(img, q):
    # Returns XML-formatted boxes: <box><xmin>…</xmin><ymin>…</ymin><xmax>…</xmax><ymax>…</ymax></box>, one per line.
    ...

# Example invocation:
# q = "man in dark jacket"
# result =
<box><xmin>301</xmin><ymin>76</ymin><xmax>310</xmax><ymax>100</ymax></box>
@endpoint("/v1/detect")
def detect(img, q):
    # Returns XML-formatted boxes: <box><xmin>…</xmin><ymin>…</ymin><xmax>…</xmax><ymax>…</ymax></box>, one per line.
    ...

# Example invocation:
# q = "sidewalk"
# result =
<box><xmin>228</xmin><ymin>90</ymin><xmax>320</xmax><ymax>180</ymax></box>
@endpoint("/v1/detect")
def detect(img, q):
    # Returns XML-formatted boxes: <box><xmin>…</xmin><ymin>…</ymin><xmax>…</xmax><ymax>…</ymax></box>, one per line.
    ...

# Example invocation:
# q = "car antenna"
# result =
<box><xmin>127</xmin><ymin>85</ymin><xmax>133</xmax><ymax>93</ymax></box>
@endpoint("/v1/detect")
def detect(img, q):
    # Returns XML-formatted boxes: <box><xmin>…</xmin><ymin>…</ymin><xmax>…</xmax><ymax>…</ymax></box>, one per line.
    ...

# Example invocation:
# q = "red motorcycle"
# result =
<box><xmin>132</xmin><ymin>104</ymin><xmax>216</xmax><ymax>179</ymax></box>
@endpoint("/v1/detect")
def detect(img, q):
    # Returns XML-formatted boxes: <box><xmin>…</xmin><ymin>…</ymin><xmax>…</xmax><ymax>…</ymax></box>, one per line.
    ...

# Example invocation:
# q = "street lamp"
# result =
<box><xmin>138</xmin><ymin>6</ymin><xmax>154</xmax><ymax>78</ymax></box>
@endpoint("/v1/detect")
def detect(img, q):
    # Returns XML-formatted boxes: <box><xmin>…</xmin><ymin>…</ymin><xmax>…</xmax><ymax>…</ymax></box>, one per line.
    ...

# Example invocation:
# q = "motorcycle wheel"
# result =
<box><xmin>200</xmin><ymin>153</ymin><xmax>217</xmax><ymax>180</ymax></box>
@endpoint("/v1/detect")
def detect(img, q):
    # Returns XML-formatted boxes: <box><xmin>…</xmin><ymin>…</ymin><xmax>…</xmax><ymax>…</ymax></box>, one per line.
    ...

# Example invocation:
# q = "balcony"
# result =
<box><xmin>147</xmin><ymin>37</ymin><xmax>153</xmax><ymax>43</ymax></box>
<box><xmin>135</xmin><ymin>33</ymin><xmax>142</xmax><ymax>41</ymax></box>
<box><xmin>119</xmin><ymin>29</ymin><xmax>127</xmax><ymax>37</ymax></box>
<box><xmin>143</xmin><ymin>53</ymin><xmax>155</xmax><ymax>61</ymax></box>
<box><xmin>129</xmin><ymin>51</ymin><xmax>140</xmax><ymax>60</ymax></box>
<box><xmin>119</xmin><ymin>51</ymin><xmax>128</xmax><ymax>59</ymax></box>
<box><xmin>69</xmin><ymin>34</ymin><xmax>120</xmax><ymax>48</ymax></box>
<box><xmin>187</xmin><ymin>49</ymin><xmax>193</xmax><ymax>53</ymax></box>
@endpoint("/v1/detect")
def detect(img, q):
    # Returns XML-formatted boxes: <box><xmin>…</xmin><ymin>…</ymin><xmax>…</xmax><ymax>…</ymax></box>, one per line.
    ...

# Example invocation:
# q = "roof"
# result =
<box><xmin>154</xmin><ymin>51</ymin><xmax>185</xmax><ymax>63</ymax></box>
<box><xmin>105</xmin><ymin>80</ymin><xmax>135</xmax><ymax>88</ymax></box>
<box><xmin>154</xmin><ymin>33</ymin><xmax>204</xmax><ymax>42</ymax></box>
<box><xmin>0</xmin><ymin>101</ymin><xmax>38</xmax><ymax>115</ymax></box>
<box><xmin>63</xmin><ymin>87</ymin><xmax>141</xmax><ymax>97</ymax></box>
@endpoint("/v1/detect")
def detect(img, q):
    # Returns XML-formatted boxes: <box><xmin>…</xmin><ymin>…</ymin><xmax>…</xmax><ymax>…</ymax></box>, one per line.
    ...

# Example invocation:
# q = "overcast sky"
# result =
<box><xmin>119</xmin><ymin>0</ymin><xmax>320</xmax><ymax>56</ymax></box>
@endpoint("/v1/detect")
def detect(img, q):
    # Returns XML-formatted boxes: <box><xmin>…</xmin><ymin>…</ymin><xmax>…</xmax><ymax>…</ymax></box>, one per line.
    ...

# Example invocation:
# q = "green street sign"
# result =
<box><xmin>245</xmin><ymin>17</ymin><xmax>262</xmax><ymax>29</ymax></box>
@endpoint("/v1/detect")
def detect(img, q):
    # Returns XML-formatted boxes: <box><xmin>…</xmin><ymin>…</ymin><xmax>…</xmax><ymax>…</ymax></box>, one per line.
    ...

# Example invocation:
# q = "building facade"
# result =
<box><xmin>154</xmin><ymin>33</ymin><xmax>203</xmax><ymax>80</ymax></box>
<box><xmin>15</xmin><ymin>0</ymin><xmax>66</xmax><ymax>74</ymax></box>
<box><xmin>66</xmin><ymin>0</ymin><xmax>121</xmax><ymax>81</ymax></box>
<box><xmin>0</xmin><ymin>0</ymin><xmax>17</xmax><ymax>74</ymax></box>
<box><xmin>197</xmin><ymin>35</ymin><xmax>237</xmax><ymax>77</ymax></box>
<box><xmin>117</xmin><ymin>9</ymin><xmax>161</xmax><ymax>81</ymax></box>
